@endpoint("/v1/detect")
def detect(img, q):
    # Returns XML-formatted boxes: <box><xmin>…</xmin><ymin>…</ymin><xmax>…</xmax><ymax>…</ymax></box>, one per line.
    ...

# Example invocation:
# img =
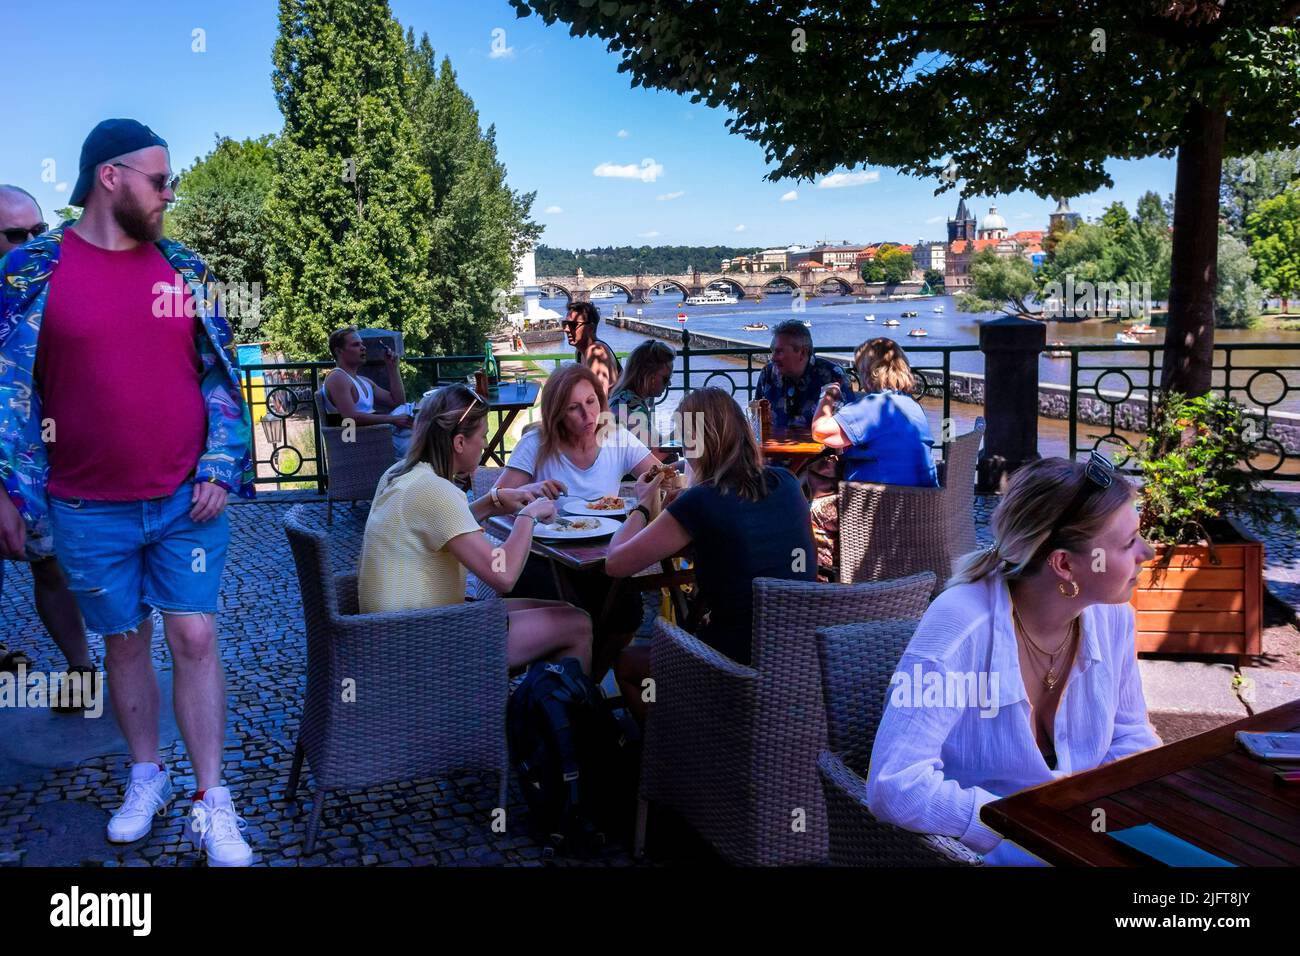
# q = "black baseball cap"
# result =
<box><xmin>69</xmin><ymin>119</ymin><xmax>169</xmax><ymax>207</ymax></box>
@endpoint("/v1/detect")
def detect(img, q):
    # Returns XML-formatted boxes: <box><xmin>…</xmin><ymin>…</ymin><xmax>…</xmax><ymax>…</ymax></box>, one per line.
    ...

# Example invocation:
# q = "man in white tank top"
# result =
<box><xmin>323</xmin><ymin>327</ymin><xmax>413</xmax><ymax>430</ymax></box>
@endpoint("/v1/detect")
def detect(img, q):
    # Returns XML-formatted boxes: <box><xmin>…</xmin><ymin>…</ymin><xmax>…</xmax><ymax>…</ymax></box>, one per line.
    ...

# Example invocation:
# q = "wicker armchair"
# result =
<box><xmin>816</xmin><ymin>621</ymin><xmax>983</xmax><ymax>866</ymax></box>
<box><xmin>837</xmin><ymin>423</ymin><xmax>984</xmax><ymax>594</ymax></box>
<box><xmin>634</xmin><ymin>572</ymin><xmax>936</xmax><ymax>866</ymax></box>
<box><xmin>282</xmin><ymin>506</ymin><xmax>511</xmax><ymax>852</ymax></box>
<box><xmin>314</xmin><ymin>391</ymin><xmax>395</xmax><ymax>524</ymax></box>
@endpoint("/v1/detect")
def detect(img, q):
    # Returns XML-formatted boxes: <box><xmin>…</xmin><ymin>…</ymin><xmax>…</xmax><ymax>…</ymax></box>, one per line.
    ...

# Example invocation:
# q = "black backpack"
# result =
<box><xmin>506</xmin><ymin>658</ymin><xmax>641</xmax><ymax>858</ymax></box>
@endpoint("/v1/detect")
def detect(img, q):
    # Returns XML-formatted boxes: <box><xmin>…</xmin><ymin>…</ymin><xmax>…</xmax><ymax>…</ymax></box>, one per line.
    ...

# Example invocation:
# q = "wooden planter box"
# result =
<box><xmin>1130</xmin><ymin>518</ymin><xmax>1263</xmax><ymax>665</ymax></box>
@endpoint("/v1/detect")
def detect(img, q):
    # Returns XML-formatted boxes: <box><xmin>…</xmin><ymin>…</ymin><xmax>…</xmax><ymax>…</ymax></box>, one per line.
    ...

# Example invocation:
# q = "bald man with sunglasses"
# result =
<box><xmin>0</xmin><ymin>185</ymin><xmax>94</xmax><ymax>701</ymax></box>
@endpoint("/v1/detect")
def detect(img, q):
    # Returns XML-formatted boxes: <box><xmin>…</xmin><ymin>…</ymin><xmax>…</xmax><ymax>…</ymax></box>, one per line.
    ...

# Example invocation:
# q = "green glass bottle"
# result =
<box><xmin>484</xmin><ymin>340</ymin><xmax>500</xmax><ymax>384</ymax></box>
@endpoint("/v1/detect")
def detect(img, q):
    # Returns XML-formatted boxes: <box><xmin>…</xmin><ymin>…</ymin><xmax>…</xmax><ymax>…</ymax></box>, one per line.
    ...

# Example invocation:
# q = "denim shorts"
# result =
<box><xmin>48</xmin><ymin>483</ymin><xmax>229</xmax><ymax>636</ymax></box>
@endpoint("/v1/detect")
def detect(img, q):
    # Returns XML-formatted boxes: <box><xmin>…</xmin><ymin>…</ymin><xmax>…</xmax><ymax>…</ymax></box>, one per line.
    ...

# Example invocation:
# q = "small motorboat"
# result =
<box><xmin>801</xmin><ymin>320</ymin><xmax>813</xmax><ymax>328</ymax></box>
<box><xmin>933</xmin><ymin>305</ymin><xmax>945</xmax><ymax>312</ymax></box>
<box><xmin>902</xmin><ymin>310</ymin><xmax>919</xmax><ymax>317</ymax></box>
<box><xmin>883</xmin><ymin>319</ymin><xmax>901</xmax><ymax>327</ymax></box>
<box><xmin>1129</xmin><ymin>323</ymin><xmax>1157</xmax><ymax>335</ymax></box>
<box><xmin>908</xmin><ymin>328</ymin><xmax>929</xmax><ymax>337</ymax></box>
<box><xmin>864</xmin><ymin>314</ymin><xmax>876</xmax><ymax>322</ymax></box>
<box><xmin>742</xmin><ymin>322</ymin><xmax>769</xmax><ymax>331</ymax></box>
<box><xmin>1115</xmin><ymin>331</ymin><xmax>1139</xmax><ymax>344</ymax></box>
<box><xmin>1046</xmin><ymin>341</ymin><xmax>1070</xmax><ymax>359</ymax></box>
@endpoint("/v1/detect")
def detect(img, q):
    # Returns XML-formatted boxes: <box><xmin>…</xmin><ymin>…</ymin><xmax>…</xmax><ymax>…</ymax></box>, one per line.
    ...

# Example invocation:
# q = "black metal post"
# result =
<box><xmin>977</xmin><ymin>316</ymin><xmax>1045</xmax><ymax>493</ymax></box>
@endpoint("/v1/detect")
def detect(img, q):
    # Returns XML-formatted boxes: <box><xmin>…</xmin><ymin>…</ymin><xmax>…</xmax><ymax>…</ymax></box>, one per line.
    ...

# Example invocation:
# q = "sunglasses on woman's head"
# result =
<box><xmin>2</xmin><ymin>224</ymin><xmax>47</xmax><ymax>244</ymax></box>
<box><xmin>455</xmin><ymin>390</ymin><xmax>484</xmax><ymax>428</ymax></box>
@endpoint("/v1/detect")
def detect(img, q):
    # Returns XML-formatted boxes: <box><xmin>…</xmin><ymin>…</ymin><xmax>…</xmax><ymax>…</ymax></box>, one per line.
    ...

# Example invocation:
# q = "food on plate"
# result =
<box><xmin>586</xmin><ymin>495</ymin><xmax>627</xmax><ymax>511</ymax></box>
<box><xmin>566</xmin><ymin>518</ymin><xmax>599</xmax><ymax>530</ymax></box>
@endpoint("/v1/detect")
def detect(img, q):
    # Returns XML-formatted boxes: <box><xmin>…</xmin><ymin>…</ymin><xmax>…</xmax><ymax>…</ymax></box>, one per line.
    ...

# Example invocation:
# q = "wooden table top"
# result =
<box><xmin>760</xmin><ymin>425</ymin><xmax>824</xmax><ymax>457</ymax></box>
<box><xmin>981</xmin><ymin>700</ymin><xmax>1300</xmax><ymax>866</ymax></box>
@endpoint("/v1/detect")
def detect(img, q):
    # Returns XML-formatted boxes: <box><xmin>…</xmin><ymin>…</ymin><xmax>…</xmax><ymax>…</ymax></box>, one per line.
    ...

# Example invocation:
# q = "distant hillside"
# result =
<box><xmin>536</xmin><ymin>244</ymin><xmax>761</xmax><ymax>277</ymax></box>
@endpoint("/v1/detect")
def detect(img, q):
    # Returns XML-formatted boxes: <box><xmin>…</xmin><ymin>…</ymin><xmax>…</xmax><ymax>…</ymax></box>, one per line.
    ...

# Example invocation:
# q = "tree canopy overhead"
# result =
<box><xmin>512</xmin><ymin>0</ymin><xmax>1300</xmax><ymax>394</ymax></box>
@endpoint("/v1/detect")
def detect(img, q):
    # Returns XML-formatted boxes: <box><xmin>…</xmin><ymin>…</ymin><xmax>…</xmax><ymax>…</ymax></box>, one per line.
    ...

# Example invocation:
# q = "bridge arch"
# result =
<box><xmin>588</xmin><ymin>279</ymin><xmax>636</xmax><ymax>302</ymax></box>
<box><xmin>760</xmin><ymin>275</ymin><xmax>800</xmax><ymax>292</ymax></box>
<box><xmin>647</xmin><ymin>278</ymin><xmax>690</xmax><ymax>299</ymax></box>
<box><xmin>700</xmin><ymin>276</ymin><xmax>747</xmax><ymax>298</ymax></box>
<box><xmin>539</xmin><ymin>282</ymin><xmax>574</xmax><ymax>301</ymax></box>
<box><xmin>816</xmin><ymin>274</ymin><xmax>855</xmax><ymax>295</ymax></box>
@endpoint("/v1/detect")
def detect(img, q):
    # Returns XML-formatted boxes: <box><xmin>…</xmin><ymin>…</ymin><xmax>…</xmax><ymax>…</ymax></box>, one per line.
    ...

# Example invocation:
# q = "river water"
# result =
<box><xmin>541</xmin><ymin>291</ymin><xmax>1300</xmax><ymax>417</ymax></box>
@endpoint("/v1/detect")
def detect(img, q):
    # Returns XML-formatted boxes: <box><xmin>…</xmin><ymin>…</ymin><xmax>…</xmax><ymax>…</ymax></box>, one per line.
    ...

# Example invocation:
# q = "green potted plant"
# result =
<box><xmin>1130</xmin><ymin>392</ymin><xmax>1298</xmax><ymax>663</ymax></box>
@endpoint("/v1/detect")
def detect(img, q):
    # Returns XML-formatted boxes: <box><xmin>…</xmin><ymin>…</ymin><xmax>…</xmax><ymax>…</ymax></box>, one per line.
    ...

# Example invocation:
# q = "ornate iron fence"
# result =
<box><xmin>1066</xmin><ymin>342</ymin><xmax>1300</xmax><ymax>480</ymax></box>
<box><xmin>239</xmin><ymin>338</ymin><xmax>1300</xmax><ymax>489</ymax></box>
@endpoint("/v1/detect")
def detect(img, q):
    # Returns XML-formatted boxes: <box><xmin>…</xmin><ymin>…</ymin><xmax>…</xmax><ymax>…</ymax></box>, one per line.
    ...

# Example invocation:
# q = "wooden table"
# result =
<box><xmin>981</xmin><ymin>700</ymin><xmax>1300</xmax><ymax>866</ymax></box>
<box><xmin>479</xmin><ymin>382</ymin><xmax>541</xmax><ymax>466</ymax></box>
<box><xmin>760</xmin><ymin>425</ymin><xmax>827</xmax><ymax>476</ymax></box>
<box><xmin>484</xmin><ymin>511</ymin><xmax>694</xmax><ymax>674</ymax></box>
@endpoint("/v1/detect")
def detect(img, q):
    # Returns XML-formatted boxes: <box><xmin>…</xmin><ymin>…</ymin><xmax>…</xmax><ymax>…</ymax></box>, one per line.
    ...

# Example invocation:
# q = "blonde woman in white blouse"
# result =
<box><xmin>866</xmin><ymin>453</ymin><xmax>1161</xmax><ymax>865</ymax></box>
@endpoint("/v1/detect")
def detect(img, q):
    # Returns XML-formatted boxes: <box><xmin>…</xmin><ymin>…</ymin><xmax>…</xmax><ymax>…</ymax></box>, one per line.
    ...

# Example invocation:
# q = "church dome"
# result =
<box><xmin>982</xmin><ymin>205</ymin><xmax>1007</xmax><ymax>231</ymax></box>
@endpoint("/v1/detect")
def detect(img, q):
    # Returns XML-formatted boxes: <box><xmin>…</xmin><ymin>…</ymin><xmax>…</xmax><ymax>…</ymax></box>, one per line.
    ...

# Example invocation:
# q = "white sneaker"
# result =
<box><xmin>189</xmin><ymin>786</ymin><xmax>253</xmax><ymax>867</ymax></box>
<box><xmin>107</xmin><ymin>764</ymin><xmax>173</xmax><ymax>843</ymax></box>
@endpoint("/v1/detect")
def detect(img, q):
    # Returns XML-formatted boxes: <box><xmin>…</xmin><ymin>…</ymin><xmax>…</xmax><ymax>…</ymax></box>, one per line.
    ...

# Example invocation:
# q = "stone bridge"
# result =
<box><xmin>537</xmin><ymin>270</ymin><xmax>923</xmax><ymax>304</ymax></box>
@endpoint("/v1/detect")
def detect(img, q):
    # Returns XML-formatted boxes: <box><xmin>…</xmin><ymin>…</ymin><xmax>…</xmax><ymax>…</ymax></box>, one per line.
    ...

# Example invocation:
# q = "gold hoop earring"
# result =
<box><xmin>1058</xmin><ymin>579</ymin><xmax>1080</xmax><ymax>599</ymax></box>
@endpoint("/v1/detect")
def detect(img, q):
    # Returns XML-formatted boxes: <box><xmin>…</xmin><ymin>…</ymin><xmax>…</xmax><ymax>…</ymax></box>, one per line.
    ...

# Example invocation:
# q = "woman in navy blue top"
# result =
<box><xmin>809</xmin><ymin>337</ymin><xmax>938</xmax><ymax>570</ymax></box>
<box><xmin>604</xmin><ymin>387</ymin><xmax>816</xmax><ymax>720</ymax></box>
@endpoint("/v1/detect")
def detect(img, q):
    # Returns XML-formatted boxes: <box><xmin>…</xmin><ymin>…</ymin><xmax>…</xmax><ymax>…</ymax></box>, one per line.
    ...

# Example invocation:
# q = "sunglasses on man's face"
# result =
<box><xmin>2</xmin><ymin>224</ymin><xmax>47</xmax><ymax>244</ymax></box>
<box><xmin>112</xmin><ymin>162</ymin><xmax>181</xmax><ymax>194</ymax></box>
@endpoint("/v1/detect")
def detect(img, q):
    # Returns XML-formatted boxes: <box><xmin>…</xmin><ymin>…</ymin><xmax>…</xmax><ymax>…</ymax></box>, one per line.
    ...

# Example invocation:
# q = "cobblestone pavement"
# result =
<box><xmin>0</xmin><ymin>498</ymin><xmax>714</xmax><ymax>868</ymax></box>
<box><xmin>1</xmin><ymin>490</ymin><xmax>1296</xmax><ymax>867</ymax></box>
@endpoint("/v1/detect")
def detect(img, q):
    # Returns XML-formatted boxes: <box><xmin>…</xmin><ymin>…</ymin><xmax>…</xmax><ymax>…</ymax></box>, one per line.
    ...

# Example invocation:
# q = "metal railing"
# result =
<box><xmin>237</xmin><ymin>338</ymin><xmax>1300</xmax><ymax>489</ymax></box>
<box><xmin>1066</xmin><ymin>342</ymin><xmax>1300</xmax><ymax>480</ymax></box>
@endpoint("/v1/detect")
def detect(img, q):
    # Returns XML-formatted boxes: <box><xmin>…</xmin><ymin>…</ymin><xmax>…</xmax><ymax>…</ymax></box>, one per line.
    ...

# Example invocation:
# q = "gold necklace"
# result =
<box><xmin>1012</xmin><ymin>606</ymin><xmax>1078</xmax><ymax>692</ymax></box>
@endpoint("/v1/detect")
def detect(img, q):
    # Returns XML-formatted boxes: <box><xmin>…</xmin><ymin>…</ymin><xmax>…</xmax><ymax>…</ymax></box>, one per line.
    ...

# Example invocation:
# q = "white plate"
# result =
<box><xmin>563</xmin><ymin>496</ymin><xmax>635</xmax><ymax>517</ymax></box>
<box><xmin>532</xmin><ymin>515</ymin><xmax>622</xmax><ymax>540</ymax></box>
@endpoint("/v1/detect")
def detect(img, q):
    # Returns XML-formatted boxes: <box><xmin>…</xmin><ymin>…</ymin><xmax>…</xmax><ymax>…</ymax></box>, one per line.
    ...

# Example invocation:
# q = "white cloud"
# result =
<box><xmin>617</xmin><ymin>129</ymin><xmax>630</xmax><ymax>138</ymax></box>
<box><xmin>780</xmin><ymin>190</ymin><xmax>798</xmax><ymax>202</ymax></box>
<box><xmin>55</xmin><ymin>182</ymin><xmax>68</xmax><ymax>193</ymax></box>
<box><xmin>488</xmin><ymin>29</ymin><xmax>515</xmax><ymax>59</ymax></box>
<box><xmin>925</xmin><ymin>215</ymin><xmax>945</xmax><ymax>224</ymax></box>
<box><xmin>638</xmin><ymin>230</ymin><xmax>661</xmax><ymax>238</ymax></box>
<box><xmin>734</xmin><ymin>224</ymin><xmax>746</xmax><ymax>232</ymax></box>
<box><xmin>593</xmin><ymin>158</ymin><xmax>664</xmax><ymax>183</ymax></box>
<box><xmin>656</xmin><ymin>190</ymin><xmax>685</xmax><ymax>201</ymax></box>
<box><xmin>544</xmin><ymin>205</ymin><xmax>563</xmax><ymax>214</ymax></box>
<box><xmin>816</xmin><ymin>170</ymin><xmax>881</xmax><ymax>189</ymax></box>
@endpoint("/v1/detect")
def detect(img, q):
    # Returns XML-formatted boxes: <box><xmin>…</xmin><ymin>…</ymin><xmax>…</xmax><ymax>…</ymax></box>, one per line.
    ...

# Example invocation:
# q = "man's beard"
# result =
<box><xmin>112</xmin><ymin>189</ymin><xmax>163</xmax><ymax>242</ymax></box>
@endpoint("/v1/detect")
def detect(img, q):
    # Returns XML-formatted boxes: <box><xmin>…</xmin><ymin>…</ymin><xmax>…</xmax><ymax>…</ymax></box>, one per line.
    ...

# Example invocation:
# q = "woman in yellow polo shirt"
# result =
<box><xmin>358</xmin><ymin>384</ymin><xmax>592</xmax><ymax>673</ymax></box>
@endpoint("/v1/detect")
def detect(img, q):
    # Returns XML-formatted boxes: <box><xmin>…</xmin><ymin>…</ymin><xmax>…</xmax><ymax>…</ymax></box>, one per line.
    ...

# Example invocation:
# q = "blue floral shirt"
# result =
<box><xmin>0</xmin><ymin>226</ymin><xmax>255</xmax><ymax>555</ymax></box>
<box><xmin>755</xmin><ymin>355</ymin><xmax>850</xmax><ymax>429</ymax></box>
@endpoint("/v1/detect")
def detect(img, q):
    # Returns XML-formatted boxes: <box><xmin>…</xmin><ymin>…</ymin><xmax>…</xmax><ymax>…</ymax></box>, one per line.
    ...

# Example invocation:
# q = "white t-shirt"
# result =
<box><xmin>505</xmin><ymin>426</ymin><xmax>651</xmax><ymax>500</ymax></box>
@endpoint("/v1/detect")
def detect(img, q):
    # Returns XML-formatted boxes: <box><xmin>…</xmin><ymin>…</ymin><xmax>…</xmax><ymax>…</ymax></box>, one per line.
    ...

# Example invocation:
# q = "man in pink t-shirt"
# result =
<box><xmin>1</xmin><ymin>120</ymin><xmax>253</xmax><ymax>866</ymax></box>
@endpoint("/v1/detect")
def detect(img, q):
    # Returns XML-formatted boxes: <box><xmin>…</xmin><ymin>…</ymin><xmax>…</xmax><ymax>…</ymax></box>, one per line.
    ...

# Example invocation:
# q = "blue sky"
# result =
<box><xmin>4</xmin><ymin>0</ymin><xmax>1177</xmax><ymax>250</ymax></box>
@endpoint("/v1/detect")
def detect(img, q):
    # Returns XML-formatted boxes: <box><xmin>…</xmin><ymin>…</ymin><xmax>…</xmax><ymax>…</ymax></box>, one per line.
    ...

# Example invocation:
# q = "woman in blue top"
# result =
<box><xmin>809</xmin><ymin>337</ymin><xmax>938</xmax><ymax>570</ymax></box>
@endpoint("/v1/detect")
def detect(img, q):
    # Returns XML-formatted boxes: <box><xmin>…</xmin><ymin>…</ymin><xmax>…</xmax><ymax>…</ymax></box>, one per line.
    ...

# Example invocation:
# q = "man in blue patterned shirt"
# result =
<box><xmin>754</xmin><ymin>320</ymin><xmax>850</xmax><ymax>429</ymax></box>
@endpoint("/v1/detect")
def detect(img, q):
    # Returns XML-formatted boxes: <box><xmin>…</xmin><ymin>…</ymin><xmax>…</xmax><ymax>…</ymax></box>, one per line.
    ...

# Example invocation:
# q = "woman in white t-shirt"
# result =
<box><xmin>358</xmin><ymin>384</ymin><xmax>592</xmax><ymax>673</ymax></box>
<box><xmin>498</xmin><ymin>363</ymin><xmax>658</xmax><ymax>500</ymax></box>
<box><xmin>494</xmin><ymin>363</ymin><xmax>659</xmax><ymax>676</ymax></box>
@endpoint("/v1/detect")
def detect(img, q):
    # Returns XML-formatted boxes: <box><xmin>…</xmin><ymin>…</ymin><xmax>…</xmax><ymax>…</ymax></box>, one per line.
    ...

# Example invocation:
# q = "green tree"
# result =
<box><xmin>510</xmin><ymin>0</ymin><xmax>1300</xmax><ymax>396</ymax></box>
<box><xmin>923</xmin><ymin>267</ymin><xmax>945</xmax><ymax>291</ymax></box>
<box><xmin>859</xmin><ymin>257</ymin><xmax>886</xmax><ymax>283</ymax></box>
<box><xmin>54</xmin><ymin>206</ymin><xmax>79</xmax><ymax>225</ymax></box>
<box><xmin>170</xmin><ymin>135</ymin><xmax>275</xmax><ymax>294</ymax></box>
<box><xmin>1221</xmin><ymin>148</ymin><xmax>1300</xmax><ymax>235</ymax></box>
<box><xmin>958</xmin><ymin>248</ymin><xmax>1038</xmax><ymax>317</ymax></box>
<box><xmin>878</xmin><ymin>245</ymin><xmax>914</xmax><ymax>284</ymax></box>
<box><xmin>1247</xmin><ymin>182</ymin><xmax>1300</xmax><ymax>312</ymax></box>
<box><xmin>1215</xmin><ymin>227</ymin><xmax>1262</xmax><ymax>329</ymax></box>
<box><xmin>405</xmin><ymin>31</ymin><xmax>541</xmax><ymax>354</ymax></box>
<box><xmin>263</xmin><ymin>0</ymin><xmax>432</xmax><ymax>359</ymax></box>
